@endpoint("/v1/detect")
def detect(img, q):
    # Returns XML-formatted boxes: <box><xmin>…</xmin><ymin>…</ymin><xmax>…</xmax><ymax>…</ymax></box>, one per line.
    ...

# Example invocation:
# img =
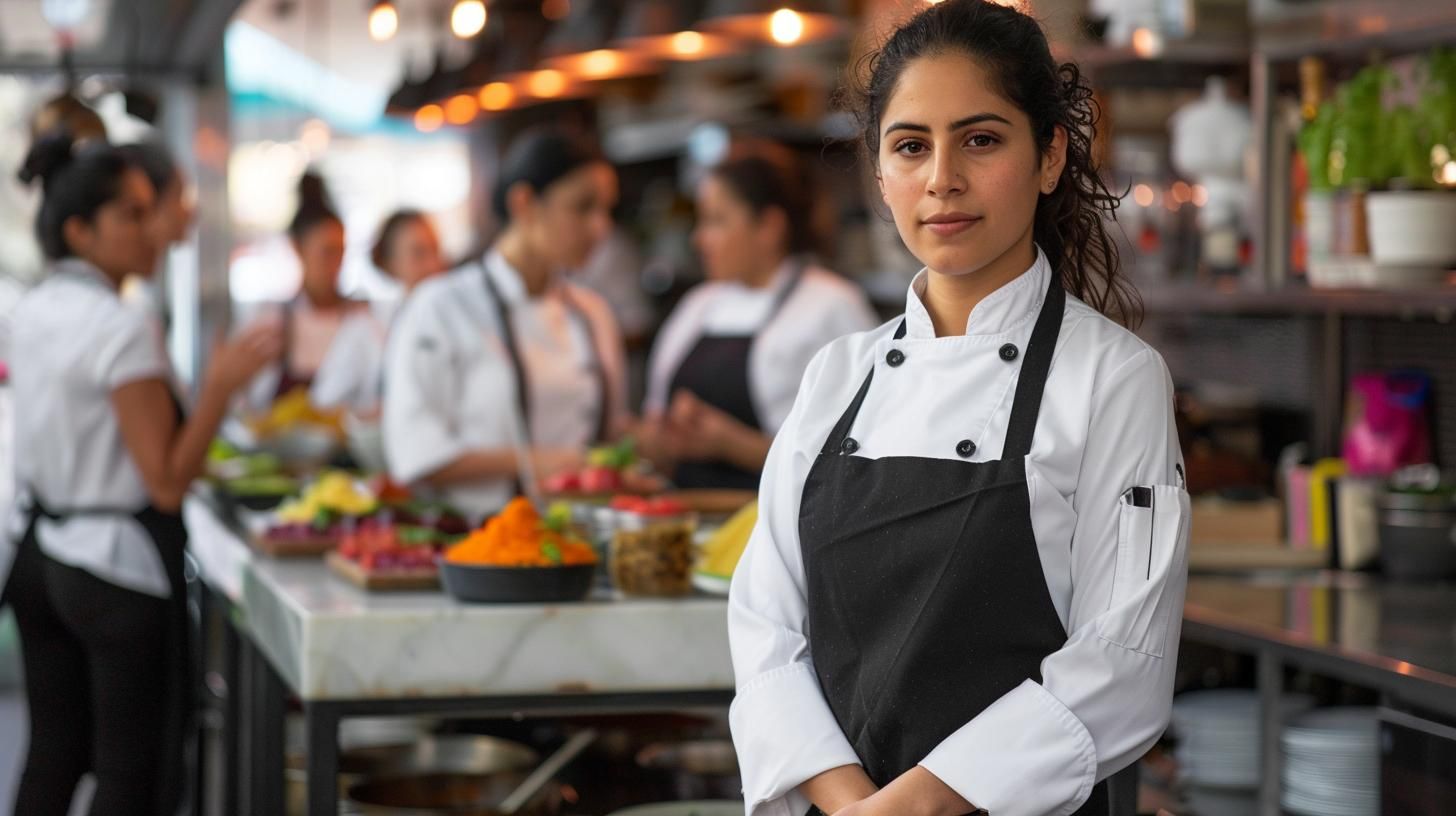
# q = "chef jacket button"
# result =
<box><xmin>841</xmin><ymin>438</ymin><xmax>860</xmax><ymax>455</ymax></box>
<box><xmin>999</xmin><ymin>343</ymin><xmax>1019</xmax><ymax>362</ymax></box>
<box><xmin>885</xmin><ymin>349</ymin><xmax>906</xmax><ymax>368</ymax></box>
<box><xmin>956</xmin><ymin>439</ymin><xmax>977</xmax><ymax>458</ymax></box>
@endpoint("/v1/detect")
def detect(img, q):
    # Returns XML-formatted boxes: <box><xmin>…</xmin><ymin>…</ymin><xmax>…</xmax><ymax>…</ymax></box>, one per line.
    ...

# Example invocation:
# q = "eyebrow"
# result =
<box><xmin>882</xmin><ymin>113</ymin><xmax>1013</xmax><ymax>137</ymax></box>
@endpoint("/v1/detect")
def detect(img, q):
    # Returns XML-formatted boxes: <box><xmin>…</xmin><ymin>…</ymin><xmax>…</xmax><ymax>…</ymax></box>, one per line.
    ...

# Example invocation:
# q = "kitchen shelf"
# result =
<box><xmin>1254</xmin><ymin>0</ymin><xmax>1456</xmax><ymax>62</ymax></box>
<box><xmin>1059</xmin><ymin>38</ymin><xmax>1249</xmax><ymax>88</ymax></box>
<box><xmin>1139</xmin><ymin>282</ymin><xmax>1456</xmax><ymax>319</ymax></box>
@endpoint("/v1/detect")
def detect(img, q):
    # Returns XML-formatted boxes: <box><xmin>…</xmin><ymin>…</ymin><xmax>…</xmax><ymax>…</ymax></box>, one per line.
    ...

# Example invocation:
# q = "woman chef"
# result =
<box><xmin>383</xmin><ymin>128</ymin><xmax>626</xmax><ymax>518</ymax></box>
<box><xmin>727</xmin><ymin>3</ymin><xmax>1191</xmax><ymax>816</ymax></box>
<box><xmin>640</xmin><ymin>145</ymin><xmax>877</xmax><ymax>490</ymax></box>
<box><xmin>243</xmin><ymin>172</ymin><xmax>385</xmax><ymax>414</ymax></box>
<box><xmin>5</xmin><ymin>132</ymin><xmax>278</xmax><ymax>814</ymax></box>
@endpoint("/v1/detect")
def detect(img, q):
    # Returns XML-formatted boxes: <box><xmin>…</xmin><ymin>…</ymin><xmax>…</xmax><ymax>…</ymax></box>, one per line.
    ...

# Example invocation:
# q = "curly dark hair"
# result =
<box><xmin>847</xmin><ymin>0</ymin><xmax>1140</xmax><ymax>326</ymax></box>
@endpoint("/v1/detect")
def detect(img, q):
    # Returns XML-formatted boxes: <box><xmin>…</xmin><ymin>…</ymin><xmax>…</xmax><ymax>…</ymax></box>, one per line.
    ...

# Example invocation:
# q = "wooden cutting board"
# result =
<box><xmin>662</xmin><ymin>489</ymin><xmax>757</xmax><ymax>517</ymax></box>
<box><xmin>326</xmin><ymin>551</ymin><xmax>441</xmax><ymax>591</ymax></box>
<box><xmin>251</xmin><ymin>532</ymin><xmax>337</xmax><ymax>558</ymax></box>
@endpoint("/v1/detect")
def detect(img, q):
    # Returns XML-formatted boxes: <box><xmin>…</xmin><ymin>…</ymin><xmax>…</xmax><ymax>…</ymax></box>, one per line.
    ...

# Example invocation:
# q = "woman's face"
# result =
<box><xmin>524</xmin><ymin>161</ymin><xmax>617</xmax><ymax>271</ymax></box>
<box><xmin>150</xmin><ymin>173</ymin><xmax>194</xmax><ymax>251</ymax></box>
<box><xmin>66</xmin><ymin>167</ymin><xmax>157</xmax><ymax>279</ymax></box>
<box><xmin>876</xmin><ymin>51</ymin><xmax>1064</xmax><ymax>279</ymax></box>
<box><xmin>692</xmin><ymin>174</ymin><xmax>783</xmax><ymax>284</ymax></box>
<box><xmin>385</xmin><ymin>218</ymin><xmax>444</xmax><ymax>291</ymax></box>
<box><xmin>295</xmin><ymin>219</ymin><xmax>346</xmax><ymax>297</ymax></box>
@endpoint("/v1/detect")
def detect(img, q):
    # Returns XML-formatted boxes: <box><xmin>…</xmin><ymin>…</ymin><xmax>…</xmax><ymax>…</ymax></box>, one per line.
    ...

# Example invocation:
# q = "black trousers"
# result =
<box><xmin>7</xmin><ymin>533</ymin><xmax>176</xmax><ymax>816</ymax></box>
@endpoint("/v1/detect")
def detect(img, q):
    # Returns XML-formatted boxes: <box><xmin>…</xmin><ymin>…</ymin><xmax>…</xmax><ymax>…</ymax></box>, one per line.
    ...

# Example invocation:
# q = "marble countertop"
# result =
<box><xmin>184</xmin><ymin>496</ymin><xmax>1456</xmax><ymax>710</ymax></box>
<box><xmin>242</xmin><ymin>557</ymin><xmax>734</xmax><ymax>701</ymax></box>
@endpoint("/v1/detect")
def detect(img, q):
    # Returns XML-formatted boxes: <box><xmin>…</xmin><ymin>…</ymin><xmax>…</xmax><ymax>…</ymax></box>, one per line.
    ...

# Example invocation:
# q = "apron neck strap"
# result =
<box><xmin>1000</xmin><ymin>273</ymin><xmax>1065</xmax><ymax>460</ymax></box>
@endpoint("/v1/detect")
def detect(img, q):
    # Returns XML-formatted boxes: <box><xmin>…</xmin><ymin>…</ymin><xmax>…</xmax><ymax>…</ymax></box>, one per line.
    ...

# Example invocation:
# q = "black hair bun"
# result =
<box><xmin>18</xmin><ymin>130</ymin><xmax>78</xmax><ymax>188</ymax></box>
<box><xmin>297</xmin><ymin>170</ymin><xmax>334</xmax><ymax>212</ymax></box>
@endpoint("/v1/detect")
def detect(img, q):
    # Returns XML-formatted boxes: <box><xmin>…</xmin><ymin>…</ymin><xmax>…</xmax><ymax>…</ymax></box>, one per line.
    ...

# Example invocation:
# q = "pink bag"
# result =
<box><xmin>1342</xmin><ymin>371</ymin><xmax>1433</xmax><ymax>476</ymax></box>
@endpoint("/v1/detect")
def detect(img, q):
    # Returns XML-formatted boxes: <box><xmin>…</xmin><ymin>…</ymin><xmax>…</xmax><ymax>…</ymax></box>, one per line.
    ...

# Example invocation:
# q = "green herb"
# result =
<box><xmin>541</xmin><ymin>538</ymin><xmax>563</xmax><ymax>565</ymax></box>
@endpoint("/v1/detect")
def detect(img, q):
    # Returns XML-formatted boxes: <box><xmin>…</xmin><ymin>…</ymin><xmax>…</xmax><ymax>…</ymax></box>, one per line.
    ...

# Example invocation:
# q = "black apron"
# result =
<box><xmin>666</xmin><ymin>260</ymin><xmax>806</xmax><ymax>490</ymax></box>
<box><xmin>273</xmin><ymin>300</ymin><xmax>312</xmax><ymax>400</ymax></box>
<box><xmin>482</xmin><ymin>260</ymin><xmax>611</xmax><ymax>446</ymax></box>
<box><xmin>798</xmin><ymin>274</ymin><xmax>1114</xmax><ymax>816</ymax></box>
<box><xmin>6</xmin><ymin>396</ymin><xmax>192</xmax><ymax>816</ymax></box>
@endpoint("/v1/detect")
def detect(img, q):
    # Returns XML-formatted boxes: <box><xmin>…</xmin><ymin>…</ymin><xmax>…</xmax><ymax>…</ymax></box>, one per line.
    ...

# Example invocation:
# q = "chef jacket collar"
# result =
<box><xmin>52</xmin><ymin>257</ymin><xmax>116</xmax><ymax>290</ymax></box>
<box><xmin>485</xmin><ymin>248</ymin><xmax>561</xmax><ymax>306</ymax></box>
<box><xmin>903</xmin><ymin>245</ymin><xmax>1053</xmax><ymax>339</ymax></box>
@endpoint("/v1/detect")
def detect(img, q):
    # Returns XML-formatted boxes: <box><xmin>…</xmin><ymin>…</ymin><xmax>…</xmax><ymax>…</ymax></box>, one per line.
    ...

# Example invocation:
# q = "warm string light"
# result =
<box><xmin>451</xmin><ymin>0</ymin><xmax>487</xmax><ymax>38</ymax></box>
<box><xmin>478</xmin><ymin>82</ymin><xmax>516</xmax><ymax>111</ymax></box>
<box><xmin>579</xmin><ymin>49</ymin><xmax>622</xmax><ymax>78</ymax></box>
<box><xmin>526</xmin><ymin>69</ymin><xmax>568</xmax><ymax>98</ymax></box>
<box><xmin>769</xmin><ymin>8</ymin><xmax>805</xmax><ymax>45</ymax></box>
<box><xmin>414</xmin><ymin>104</ymin><xmax>445</xmax><ymax>132</ymax></box>
<box><xmin>368</xmin><ymin>1</ymin><xmax>398</xmax><ymax>41</ymax></box>
<box><xmin>670</xmin><ymin>30</ymin><xmax>705</xmax><ymax>57</ymax></box>
<box><xmin>444</xmin><ymin>93</ymin><xmax>479</xmax><ymax>125</ymax></box>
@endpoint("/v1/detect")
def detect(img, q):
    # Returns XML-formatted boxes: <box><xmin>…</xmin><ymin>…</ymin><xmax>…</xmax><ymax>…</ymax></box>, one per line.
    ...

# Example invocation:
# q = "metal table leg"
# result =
<box><xmin>245</xmin><ymin>636</ymin><xmax>287</xmax><ymax>816</ymax></box>
<box><xmin>1257</xmin><ymin>648</ymin><xmax>1285</xmax><ymax>816</ymax></box>
<box><xmin>220</xmin><ymin>606</ymin><xmax>242</xmax><ymax>816</ymax></box>
<box><xmin>305</xmin><ymin>702</ymin><xmax>342</xmax><ymax>816</ymax></box>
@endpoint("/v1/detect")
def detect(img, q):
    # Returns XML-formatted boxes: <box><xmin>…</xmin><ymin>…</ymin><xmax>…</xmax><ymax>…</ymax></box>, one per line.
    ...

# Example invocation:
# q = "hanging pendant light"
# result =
<box><xmin>699</xmin><ymin>0</ymin><xmax>846</xmax><ymax>47</ymax></box>
<box><xmin>539</xmin><ymin>0</ymin><xmax>658</xmax><ymax>81</ymax></box>
<box><xmin>612</xmin><ymin>0</ymin><xmax>742</xmax><ymax>61</ymax></box>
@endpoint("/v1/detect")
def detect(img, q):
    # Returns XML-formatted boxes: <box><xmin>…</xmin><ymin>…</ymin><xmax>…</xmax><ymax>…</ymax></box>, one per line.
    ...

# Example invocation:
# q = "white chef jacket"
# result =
<box><xmin>382</xmin><ymin>250</ymin><xmax>627</xmax><ymax>518</ymax></box>
<box><xmin>3</xmin><ymin>259</ymin><xmax>177</xmax><ymax>598</ymax></box>
<box><xmin>644</xmin><ymin>260</ymin><xmax>879</xmax><ymax>434</ymax></box>
<box><xmin>240</xmin><ymin>298</ymin><xmax>387</xmax><ymax>414</ymax></box>
<box><xmin>728</xmin><ymin>249</ymin><xmax>1190</xmax><ymax>816</ymax></box>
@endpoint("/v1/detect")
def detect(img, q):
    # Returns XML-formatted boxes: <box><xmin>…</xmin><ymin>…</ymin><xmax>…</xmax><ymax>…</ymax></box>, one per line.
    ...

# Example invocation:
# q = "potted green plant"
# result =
<box><xmin>1298</xmin><ymin>99</ymin><xmax>1339</xmax><ymax>262</ymax></box>
<box><xmin>1365</xmin><ymin>48</ymin><xmax>1456</xmax><ymax>279</ymax></box>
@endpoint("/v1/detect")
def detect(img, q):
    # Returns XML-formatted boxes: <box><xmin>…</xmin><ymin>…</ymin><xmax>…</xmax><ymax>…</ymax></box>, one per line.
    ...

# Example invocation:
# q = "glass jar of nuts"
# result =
<box><xmin>609</xmin><ymin>497</ymin><xmax>697</xmax><ymax>597</ymax></box>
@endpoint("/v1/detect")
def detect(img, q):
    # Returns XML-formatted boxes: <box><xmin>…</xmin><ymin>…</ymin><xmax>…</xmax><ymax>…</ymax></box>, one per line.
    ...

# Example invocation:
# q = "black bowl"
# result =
<box><xmin>439</xmin><ymin>562</ymin><xmax>595</xmax><ymax>604</ymax></box>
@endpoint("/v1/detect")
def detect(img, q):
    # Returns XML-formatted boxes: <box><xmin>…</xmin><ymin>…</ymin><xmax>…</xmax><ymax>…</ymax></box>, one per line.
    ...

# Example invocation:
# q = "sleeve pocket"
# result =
<box><xmin>1097</xmin><ymin>483</ymin><xmax>1190</xmax><ymax>658</ymax></box>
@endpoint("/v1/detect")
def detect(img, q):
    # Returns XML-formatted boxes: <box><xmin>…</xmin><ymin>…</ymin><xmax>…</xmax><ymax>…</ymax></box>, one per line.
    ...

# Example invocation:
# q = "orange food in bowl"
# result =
<box><xmin>445</xmin><ymin>498</ymin><xmax>597</xmax><ymax>567</ymax></box>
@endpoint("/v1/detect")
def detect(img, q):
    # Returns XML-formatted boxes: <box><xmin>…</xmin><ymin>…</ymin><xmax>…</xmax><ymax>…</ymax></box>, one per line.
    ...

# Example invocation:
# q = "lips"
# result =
<box><xmin>921</xmin><ymin>212</ymin><xmax>981</xmax><ymax>237</ymax></box>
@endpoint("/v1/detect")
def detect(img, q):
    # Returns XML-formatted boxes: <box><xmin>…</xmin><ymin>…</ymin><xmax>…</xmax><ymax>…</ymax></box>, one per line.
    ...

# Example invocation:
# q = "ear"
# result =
<box><xmin>758</xmin><ymin>205</ymin><xmax>789</xmax><ymax>250</ymax></box>
<box><xmin>1040</xmin><ymin>125</ymin><xmax>1069</xmax><ymax>194</ymax></box>
<box><xmin>505</xmin><ymin>181</ymin><xmax>537</xmax><ymax>223</ymax></box>
<box><xmin>62</xmin><ymin>215</ymin><xmax>92</xmax><ymax>256</ymax></box>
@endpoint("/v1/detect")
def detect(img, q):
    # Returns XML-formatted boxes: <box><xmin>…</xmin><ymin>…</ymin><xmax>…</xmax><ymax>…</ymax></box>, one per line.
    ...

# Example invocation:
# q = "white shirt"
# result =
<box><xmin>645</xmin><ymin>260</ymin><xmax>879</xmax><ymax>434</ymax></box>
<box><xmin>728</xmin><ymin>249</ymin><xmax>1191</xmax><ymax>816</ymax></box>
<box><xmin>4</xmin><ymin>259</ymin><xmax>176</xmax><ymax>597</ymax></box>
<box><xmin>383</xmin><ymin>251</ymin><xmax>627</xmax><ymax>518</ymax></box>
<box><xmin>240</xmin><ymin>298</ymin><xmax>388</xmax><ymax>414</ymax></box>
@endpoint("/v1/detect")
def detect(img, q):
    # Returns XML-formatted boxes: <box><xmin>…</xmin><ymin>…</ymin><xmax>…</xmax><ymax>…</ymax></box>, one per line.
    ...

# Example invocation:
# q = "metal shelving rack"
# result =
<box><xmin>1075</xmin><ymin>5</ymin><xmax>1456</xmax><ymax>814</ymax></box>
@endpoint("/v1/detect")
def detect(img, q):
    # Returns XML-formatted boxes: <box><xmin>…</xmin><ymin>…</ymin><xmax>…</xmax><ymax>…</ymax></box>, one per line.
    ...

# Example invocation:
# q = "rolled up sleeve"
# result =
<box><xmin>728</xmin><ymin>349</ymin><xmax>861</xmax><ymax>816</ymax></box>
<box><xmin>919</xmin><ymin>349</ymin><xmax>1190</xmax><ymax>816</ymax></box>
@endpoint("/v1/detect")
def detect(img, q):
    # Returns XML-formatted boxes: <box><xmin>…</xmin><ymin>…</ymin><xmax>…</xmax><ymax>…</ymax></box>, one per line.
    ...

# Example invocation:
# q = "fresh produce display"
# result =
<box><xmin>696</xmin><ymin>501</ymin><xmax>758</xmax><ymax>580</ymax></box>
<box><xmin>276</xmin><ymin>471</ymin><xmax>379</xmax><ymax>524</ymax></box>
<box><xmin>542</xmin><ymin>438</ymin><xmax>665</xmax><ymax>495</ymax></box>
<box><xmin>610</xmin><ymin>499</ymin><xmax>697</xmax><ymax>597</ymax></box>
<box><xmin>249</xmin><ymin>387</ymin><xmax>344</xmax><ymax>438</ymax></box>
<box><xmin>445</xmin><ymin>498</ymin><xmax>597</xmax><ymax>567</ymax></box>
<box><xmin>336</xmin><ymin>523</ymin><xmax>459</xmax><ymax>572</ymax></box>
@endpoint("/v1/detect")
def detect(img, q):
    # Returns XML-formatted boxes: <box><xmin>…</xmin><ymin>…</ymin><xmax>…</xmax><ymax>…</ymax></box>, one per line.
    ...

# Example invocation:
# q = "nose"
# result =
<box><xmin>927</xmin><ymin>147</ymin><xmax>967</xmax><ymax>198</ymax></box>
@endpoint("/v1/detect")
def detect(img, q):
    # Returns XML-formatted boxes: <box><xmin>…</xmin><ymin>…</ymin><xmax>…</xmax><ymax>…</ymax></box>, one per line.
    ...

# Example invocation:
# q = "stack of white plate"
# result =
<box><xmin>1171</xmin><ymin>689</ymin><xmax>1314</xmax><ymax>790</ymax></box>
<box><xmin>1281</xmin><ymin>707</ymin><xmax>1380</xmax><ymax>816</ymax></box>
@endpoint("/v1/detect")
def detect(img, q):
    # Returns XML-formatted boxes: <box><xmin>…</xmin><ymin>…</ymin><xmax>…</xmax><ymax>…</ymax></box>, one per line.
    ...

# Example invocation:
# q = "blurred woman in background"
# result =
<box><xmin>243</xmin><ymin>172</ymin><xmax>384</xmax><ymax>415</ymax></box>
<box><xmin>384</xmin><ymin>128</ymin><xmax>626</xmax><ymax>518</ymax></box>
<box><xmin>639</xmin><ymin>145</ymin><xmax>878</xmax><ymax>490</ymax></box>
<box><xmin>4</xmin><ymin>131</ymin><xmax>278</xmax><ymax>816</ymax></box>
